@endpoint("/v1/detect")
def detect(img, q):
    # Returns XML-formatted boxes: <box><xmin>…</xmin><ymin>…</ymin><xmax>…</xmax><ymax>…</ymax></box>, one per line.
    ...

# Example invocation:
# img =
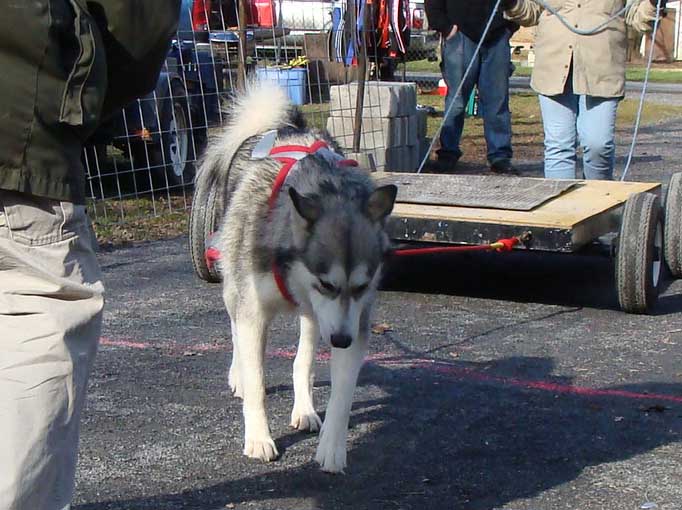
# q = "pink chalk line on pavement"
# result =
<box><xmin>99</xmin><ymin>337</ymin><xmax>682</xmax><ymax>404</ymax></box>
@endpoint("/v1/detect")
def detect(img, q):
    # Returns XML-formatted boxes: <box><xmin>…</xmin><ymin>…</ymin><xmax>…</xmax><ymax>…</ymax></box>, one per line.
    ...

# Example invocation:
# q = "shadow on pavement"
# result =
<box><xmin>75</xmin><ymin>355</ymin><xmax>682</xmax><ymax>510</ymax></box>
<box><xmin>382</xmin><ymin>249</ymin><xmax>682</xmax><ymax>316</ymax></box>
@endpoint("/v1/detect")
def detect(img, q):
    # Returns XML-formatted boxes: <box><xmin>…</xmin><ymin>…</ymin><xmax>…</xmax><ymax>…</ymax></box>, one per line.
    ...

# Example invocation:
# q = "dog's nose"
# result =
<box><xmin>330</xmin><ymin>334</ymin><xmax>352</xmax><ymax>349</ymax></box>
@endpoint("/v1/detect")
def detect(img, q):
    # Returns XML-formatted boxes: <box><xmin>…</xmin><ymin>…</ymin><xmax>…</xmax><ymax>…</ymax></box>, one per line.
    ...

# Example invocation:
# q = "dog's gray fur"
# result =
<box><xmin>196</xmin><ymin>83</ymin><xmax>397</xmax><ymax>472</ymax></box>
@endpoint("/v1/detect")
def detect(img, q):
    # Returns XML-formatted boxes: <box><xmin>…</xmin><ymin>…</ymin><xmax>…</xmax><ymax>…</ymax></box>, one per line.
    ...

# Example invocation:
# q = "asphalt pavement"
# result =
<box><xmin>73</xmin><ymin>111</ymin><xmax>682</xmax><ymax>510</ymax></box>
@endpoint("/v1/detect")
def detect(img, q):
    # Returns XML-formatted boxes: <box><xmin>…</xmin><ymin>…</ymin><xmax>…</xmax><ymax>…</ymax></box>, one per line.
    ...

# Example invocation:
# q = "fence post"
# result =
<box><xmin>238</xmin><ymin>0</ymin><xmax>249</xmax><ymax>90</ymax></box>
<box><xmin>353</xmin><ymin>0</ymin><xmax>369</xmax><ymax>152</ymax></box>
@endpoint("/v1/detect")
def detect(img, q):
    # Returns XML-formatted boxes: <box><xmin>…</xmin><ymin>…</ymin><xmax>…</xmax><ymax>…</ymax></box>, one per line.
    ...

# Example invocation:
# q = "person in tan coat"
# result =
<box><xmin>502</xmin><ymin>0</ymin><xmax>665</xmax><ymax>179</ymax></box>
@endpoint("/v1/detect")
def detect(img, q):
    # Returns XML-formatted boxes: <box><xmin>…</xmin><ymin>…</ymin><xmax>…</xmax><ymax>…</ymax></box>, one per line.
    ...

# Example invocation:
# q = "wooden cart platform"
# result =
<box><xmin>377</xmin><ymin>173</ymin><xmax>661</xmax><ymax>252</ymax></box>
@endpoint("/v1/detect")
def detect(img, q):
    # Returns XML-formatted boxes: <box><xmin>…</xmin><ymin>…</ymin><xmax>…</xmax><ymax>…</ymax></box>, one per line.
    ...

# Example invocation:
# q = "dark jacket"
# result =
<box><xmin>424</xmin><ymin>0</ymin><xmax>515</xmax><ymax>43</ymax></box>
<box><xmin>0</xmin><ymin>0</ymin><xmax>180</xmax><ymax>204</ymax></box>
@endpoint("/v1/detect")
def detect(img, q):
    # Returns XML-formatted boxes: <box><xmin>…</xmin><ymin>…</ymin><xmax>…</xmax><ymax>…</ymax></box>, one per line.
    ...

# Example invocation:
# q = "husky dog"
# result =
<box><xmin>196</xmin><ymin>83</ymin><xmax>397</xmax><ymax>473</ymax></box>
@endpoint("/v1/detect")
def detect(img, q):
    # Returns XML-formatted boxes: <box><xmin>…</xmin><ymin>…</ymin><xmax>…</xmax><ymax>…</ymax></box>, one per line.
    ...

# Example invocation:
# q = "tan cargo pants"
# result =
<box><xmin>0</xmin><ymin>190</ymin><xmax>104</xmax><ymax>510</ymax></box>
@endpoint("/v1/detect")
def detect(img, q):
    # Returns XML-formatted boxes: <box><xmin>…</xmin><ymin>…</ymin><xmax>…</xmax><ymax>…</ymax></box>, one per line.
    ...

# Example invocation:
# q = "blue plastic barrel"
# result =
<box><xmin>255</xmin><ymin>67</ymin><xmax>307</xmax><ymax>106</ymax></box>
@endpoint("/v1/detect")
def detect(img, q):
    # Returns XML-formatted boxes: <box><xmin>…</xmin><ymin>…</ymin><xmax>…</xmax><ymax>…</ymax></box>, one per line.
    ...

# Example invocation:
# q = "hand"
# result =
<box><xmin>649</xmin><ymin>0</ymin><xmax>667</xmax><ymax>8</ymax></box>
<box><xmin>445</xmin><ymin>24</ymin><xmax>458</xmax><ymax>40</ymax></box>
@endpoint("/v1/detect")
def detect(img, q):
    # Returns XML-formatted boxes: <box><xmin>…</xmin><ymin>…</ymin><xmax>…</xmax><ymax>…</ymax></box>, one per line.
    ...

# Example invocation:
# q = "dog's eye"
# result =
<box><xmin>351</xmin><ymin>283</ymin><xmax>368</xmax><ymax>297</ymax></box>
<box><xmin>318</xmin><ymin>279</ymin><xmax>339</xmax><ymax>296</ymax></box>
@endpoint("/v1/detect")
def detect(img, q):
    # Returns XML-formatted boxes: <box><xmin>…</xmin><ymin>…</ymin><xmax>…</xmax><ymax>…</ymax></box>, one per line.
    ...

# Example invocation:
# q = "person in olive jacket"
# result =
<box><xmin>0</xmin><ymin>2</ymin><xmax>180</xmax><ymax>509</ymax></box>
<box><xmin>502</xmin><ymin>0</ymin><xmax>664</xmax><ymax>180</ymax></box>
<box><xmin>424</xmin><ymin>0</ymin><xmax>518</xmax><ymax>174</ymax></box>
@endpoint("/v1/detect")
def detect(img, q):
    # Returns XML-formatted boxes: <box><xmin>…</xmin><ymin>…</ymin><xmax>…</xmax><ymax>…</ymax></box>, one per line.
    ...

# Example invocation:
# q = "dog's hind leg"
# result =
<box><xmin>315</xmin><ymin>308</ymin><xmax>370</xmax><ymax>473</ymax></box>
<box><xmin>290</xmin><ymin>314</ymin><xmax>322</xmax><ymax>432</ymax></box>
<box><xmin>235</xmin><ymin>308</ymin><xmax>279</xmax><ymax>462</ymax></box>
<box><xmin>228</xmin><ymin>318</ymin><xmax>243</xmax><ymax>398</ymax></box>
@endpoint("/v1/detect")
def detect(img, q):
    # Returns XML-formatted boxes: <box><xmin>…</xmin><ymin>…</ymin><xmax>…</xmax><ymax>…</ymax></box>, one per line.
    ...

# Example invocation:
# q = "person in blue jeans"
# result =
<box><xmin>425</xmin><ymin>0</ymin><xmax>518</xmax><ymax>174</ymax></box>
<box><xmin>503</xmin><ymin>0</ymin><xmax>664</xmax><ymax>180</ymax></box>
<box><xmin>538</xmin><ymin>73</ymin><xmax>619</xmax><ymax>180</ymax></box>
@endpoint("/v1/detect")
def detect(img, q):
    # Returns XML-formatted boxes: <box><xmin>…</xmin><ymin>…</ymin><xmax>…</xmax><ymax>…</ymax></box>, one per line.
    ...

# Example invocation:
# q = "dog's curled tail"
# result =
<box><xmin>195</xmin><ymin>81</ymin><xmax>292</xmax><ymax>191</ymax></box>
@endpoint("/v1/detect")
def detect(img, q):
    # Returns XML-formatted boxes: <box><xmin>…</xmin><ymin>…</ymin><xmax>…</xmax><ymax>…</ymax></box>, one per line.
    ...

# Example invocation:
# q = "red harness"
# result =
<box><xmin>204</xmin><ymin>139</ymin><xmax>358</xmax><ymax>306</ymax></box>
<box><xmin>267</xmin><ymin>140</ymin><xmax>358</xmax><ymax>306</ymax></box>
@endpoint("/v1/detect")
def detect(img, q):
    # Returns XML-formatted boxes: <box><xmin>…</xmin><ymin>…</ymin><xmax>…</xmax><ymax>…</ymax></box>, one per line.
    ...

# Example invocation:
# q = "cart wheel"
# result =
<box><xmin>189</xmin><ymin>175</ymin><xmax>223</xmax><ymax>283</ymax></box>
<box><xmin>664</xmin><ymin>172</ymin><xmax>682</xmax><ymax>277</ymax></box>
<box><xmin>616</xmin><ymin>192</ymin><xmax>663</xmax><ymax>314</ymax></box>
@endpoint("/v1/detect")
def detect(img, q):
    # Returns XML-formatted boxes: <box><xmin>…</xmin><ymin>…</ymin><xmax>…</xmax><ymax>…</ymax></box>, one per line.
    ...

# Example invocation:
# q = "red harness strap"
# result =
<box><xmin>268</xmin><ymin>140</ymin><xmax>358</xmax><ymax>306</ymax></box>
<box><xmin>268</xmin><ymin>140</ymin><xmax>329</xmax><ymax>209</ymax></box>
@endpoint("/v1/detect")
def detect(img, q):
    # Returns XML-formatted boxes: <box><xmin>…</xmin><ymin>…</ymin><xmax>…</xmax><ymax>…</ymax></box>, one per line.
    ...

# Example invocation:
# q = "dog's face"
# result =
<box><xmin>289</xmin><ymin>184</ymin><xmax>397</xmax><ymax>348</ymax></box>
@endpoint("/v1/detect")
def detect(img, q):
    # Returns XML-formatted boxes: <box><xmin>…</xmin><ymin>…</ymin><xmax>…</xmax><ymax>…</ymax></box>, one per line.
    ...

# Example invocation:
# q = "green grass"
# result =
<box><xmin>625</xmin><ymin>67</ymin><xmax>682</xmax><ymax>83</ymax></box>
<box><xmin>417</xmin><ymin>92</ymin><xmax>682</xmax><ymax>162</ymax></box>
<box><xmin>405</xmin><ymin>59</ymin><xmax>682</xmax><ymax>83</ymax></box>
<box><xmin>90</xmin><ymin>194</ymin><xmax>189</xmax><ymax>247</ymax></box>
<box><xmin>404</xmin><ymin>59</ymin><xmax>441</xmax><ymax>73</ymax></box>
<box><xmin>300</xmin><ymin>102</ymin><xmax>331</xmax><ymax>130</ymax></box>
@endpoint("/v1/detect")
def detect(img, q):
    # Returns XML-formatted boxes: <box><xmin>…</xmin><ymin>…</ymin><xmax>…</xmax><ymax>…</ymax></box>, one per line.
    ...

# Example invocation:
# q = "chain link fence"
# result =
<box><xmin>83</xmin><ymin>0</ymin><xmax>442</xmax><ymax>227</ymax></box>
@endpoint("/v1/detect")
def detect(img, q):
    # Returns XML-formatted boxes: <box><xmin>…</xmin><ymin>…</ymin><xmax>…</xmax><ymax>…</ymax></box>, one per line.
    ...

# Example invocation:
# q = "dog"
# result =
<box><xmin>195</xmin><ymin>82</ymin><xmax>397</xmax><ymax>473</ymax></box>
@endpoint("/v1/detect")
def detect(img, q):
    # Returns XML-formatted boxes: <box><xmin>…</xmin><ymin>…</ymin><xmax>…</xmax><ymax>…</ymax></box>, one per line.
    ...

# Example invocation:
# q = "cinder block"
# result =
<box><xmin>416</xmin><ymin>106</ymin><xmax>429</xmax><ymax>140</ymax></box>
<box><xmin>385</xmin><ymin>145</ymin><xmax>419</xmax><ymax>172</ymax></box>
<box><xmin>345</xmin><ymin>145</ymin><xmax>419</xmax><ymax>172</ymax></box>
<box><xmin>346</xmin><ymin>150</ymin><xmax>386</xmax><ymax>171</ymax></box>
<box><xmin>419</xmin><ymin>139</ymin><xmax>432</xmax><ymax>166</ymax></box>
<box><xmin>327</xmin><ymin>115</ymin><xmax>418</xmax><ymax>149</ymax></box>
<box><xmin>329</xmin><ymin>81</ymin><xmax>417</xmax><ymax>118</ymax></box>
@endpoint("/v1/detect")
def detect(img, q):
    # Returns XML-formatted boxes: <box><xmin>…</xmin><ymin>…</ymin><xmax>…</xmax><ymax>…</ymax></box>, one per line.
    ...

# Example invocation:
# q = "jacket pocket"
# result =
<box><xmin>58</xmin><ymin>0</ymin><xmax>98</xmax><ymax>127</ymax></box>
<box><xmin>0</xmin><ymin>191</ymin><xmax>86</xmax><ymax>247</ymax></box>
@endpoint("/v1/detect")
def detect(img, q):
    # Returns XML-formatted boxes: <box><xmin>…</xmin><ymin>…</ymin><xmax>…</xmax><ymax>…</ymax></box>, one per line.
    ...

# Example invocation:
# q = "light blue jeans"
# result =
<box><xmin>538</xmin><ymin>78</ymin><xmax>620</xmax><ymax>180</ymax></box>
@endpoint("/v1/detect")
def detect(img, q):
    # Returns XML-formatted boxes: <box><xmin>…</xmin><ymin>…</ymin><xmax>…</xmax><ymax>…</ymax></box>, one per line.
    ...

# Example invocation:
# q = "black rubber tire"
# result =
<box><xmin>664</xmin><ymin>172</ymin><xmax>682</xmax><ymax>277</ymax></box>
<box><xmin>616</xmin><ymin>192</ymin><xmax>663</xmax><ymax>314</ymax></box>
<box><xmin>189</xmin><ymin>175</ymin><xmax>223</xmax><ymax>283</ymax></box>
<box><xmin>157</xmin><ymin>83</ymin><xmax>197</xmax><ymax>187</ymax></box>
<box><xmin>130</xmin><ymin>83</ymin><xmax>200</xmax><ymax>188</ymax></box>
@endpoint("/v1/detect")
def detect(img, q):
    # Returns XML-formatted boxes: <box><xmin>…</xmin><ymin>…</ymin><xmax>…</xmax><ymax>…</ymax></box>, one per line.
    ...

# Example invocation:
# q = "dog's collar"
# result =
<box><xmin>253</xmin><ymin>131</ymin><xmax>358</xmax><ymax>306</ymax></box>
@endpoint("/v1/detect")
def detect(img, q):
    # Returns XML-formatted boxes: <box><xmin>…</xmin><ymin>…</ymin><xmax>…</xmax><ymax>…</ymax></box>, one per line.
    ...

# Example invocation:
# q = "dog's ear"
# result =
<box><xmin>366</xmin><ymin>185</ymin><xmax>397</xmax><ymax>222</ymax></box>
<box><xmin>289</xmin><ymin>188</ymin><xmax>322</xmax><ymax>224</ymax></box>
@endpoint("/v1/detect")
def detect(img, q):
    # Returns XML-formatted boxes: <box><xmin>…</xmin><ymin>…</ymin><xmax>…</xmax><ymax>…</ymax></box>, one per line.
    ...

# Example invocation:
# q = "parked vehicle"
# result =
<box><xmin>240</xmin><ymin>0</ymin><xmax>438</xmax><ymax>64</ymax></box>
<box><xmin>408</xmin><ymin>0</ymin><xmax>439</xmax><ymax>62</ymax></box>
<box><xmin>87</xmin><ymin>0</ymin><xmax>226</xmax><ymax>190</ymax></box>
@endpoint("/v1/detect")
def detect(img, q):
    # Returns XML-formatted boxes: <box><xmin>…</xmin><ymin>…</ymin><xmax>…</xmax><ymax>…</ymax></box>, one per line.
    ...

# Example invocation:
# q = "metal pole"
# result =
<box><xmin>352</xmin><ymin>0</ymin><xmax>368</xmax><ymax>153</ymax></box>
<box><xmin>237</xmin><ymin>0</ymin><xmax>249</xmax><ymax>91</ymax></box>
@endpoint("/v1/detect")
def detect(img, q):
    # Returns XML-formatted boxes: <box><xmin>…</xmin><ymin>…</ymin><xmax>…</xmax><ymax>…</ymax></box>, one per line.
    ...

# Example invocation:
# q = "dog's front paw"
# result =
<box><xmin>290</xmin><ymin>406</ymin><xmax>322</xmax><ymax>432</ymax></box>
<box><xmin>244</xmin><ymin>435</ymin><xmax>279</xmax><ymax>462</ymax></box>
<box><xmin>315</xmin><ymin>437</ymin><xmax>347</xmax><ymax>473</ymax></box>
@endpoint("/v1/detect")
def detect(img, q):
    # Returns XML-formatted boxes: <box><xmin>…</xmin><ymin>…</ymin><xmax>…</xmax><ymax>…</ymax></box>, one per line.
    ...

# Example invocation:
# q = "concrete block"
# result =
<box><xmin>386</xmin><ymin>145</ymin><xmax>419</xmax><ymax>172</ymax></box>
<box><xmin>346</xmin><ymin>150</ymin><xmax>386</xmax><ymax>172</ymax></box>
<box><xmin>329</xmin><ymin>81</ymin><xmax>417</xmax><ymax>118</ymax></box>
<box><xmin>345</xmin><ymin>145</ymin><xmax>419</xmax><ymax>173</ymax></box>
<box><xmin>327</xmin><ymin>115</ymin><xmax>418</xmax><ymax>149</ymax></box>
<box><xmin>419</xmin><ymin>138</ymin><xmax>432</xmax><ymax>165</ymax></box>
<box><xmin>416</xmin><ymin>106</ymin><xmax>429</xmax><ymax>140</ymax></box>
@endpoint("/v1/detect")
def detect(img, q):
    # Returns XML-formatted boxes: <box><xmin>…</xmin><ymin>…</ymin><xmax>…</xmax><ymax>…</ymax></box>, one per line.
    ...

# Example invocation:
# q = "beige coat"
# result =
<box><xmin>505</xmin><ymin>0</ymin><xmax>658</xmax><ymax>97</ymax></box>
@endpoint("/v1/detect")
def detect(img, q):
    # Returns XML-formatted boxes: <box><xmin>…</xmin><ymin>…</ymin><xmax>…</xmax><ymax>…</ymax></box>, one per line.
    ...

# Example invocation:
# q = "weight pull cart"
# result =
<box><xmin>189</xmin><ymin>170</ymin><xmax>682</xmax><ymax>315</ymax></box>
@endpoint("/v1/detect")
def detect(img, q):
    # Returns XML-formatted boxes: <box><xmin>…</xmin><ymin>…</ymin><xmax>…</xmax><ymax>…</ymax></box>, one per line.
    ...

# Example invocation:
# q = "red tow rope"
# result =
<box><xmin>206</xmin><ymin>235</ymin><xmax>529</xmax><ymax>272</ymax></box>
<box><xmin>391</xmin><ymin>234</ymin><xmax>527</xmax><ymax>257</ymax></box>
